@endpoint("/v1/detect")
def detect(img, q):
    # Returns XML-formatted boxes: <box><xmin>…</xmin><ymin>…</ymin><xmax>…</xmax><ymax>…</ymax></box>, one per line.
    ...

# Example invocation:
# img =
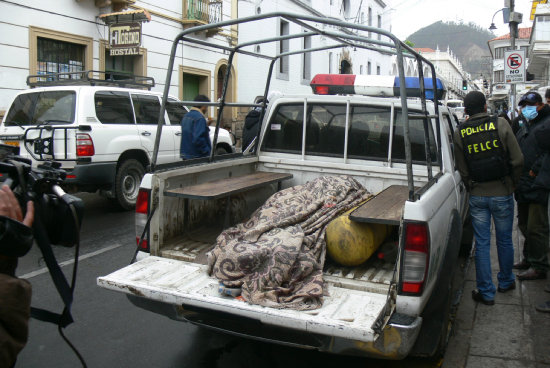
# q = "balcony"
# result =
<box><xmin>183</xmin><ymin>0</ymin><xmax>223</xmax><ymax>35</ymax></box>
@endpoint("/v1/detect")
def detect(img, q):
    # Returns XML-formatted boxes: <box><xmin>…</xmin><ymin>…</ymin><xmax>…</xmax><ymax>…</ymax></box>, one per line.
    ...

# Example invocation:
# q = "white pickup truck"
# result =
<box><xmin>98</xmin><ymin>13</ymin><xmax>469</xmax><ymax>360</ymax></box>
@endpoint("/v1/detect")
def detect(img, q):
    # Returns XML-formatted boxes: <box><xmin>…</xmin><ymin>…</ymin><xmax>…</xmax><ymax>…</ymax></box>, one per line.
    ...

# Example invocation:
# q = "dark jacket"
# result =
<box><xmin>241</xmin><ymin>109</ymin><xmax>262</xmax><ymax>152</ymax></box>
<box><xmin>515</xmin><ymin>104</ymin><xmax>550</xmax><ymax>203</ymax></box>
<box><xmin>454</xmin><ymin>113</ymin><xmax>523</xmax><ymax>197</ymax></box>
<box><xmin>180</xmin><ymin>108</ymin><xmax>212</xmax><ymax>159</ymax></box>
<box><xmin>0</xmin><ymin>257</ymin><xmax>31</xmax><ymax>367</ymax></box>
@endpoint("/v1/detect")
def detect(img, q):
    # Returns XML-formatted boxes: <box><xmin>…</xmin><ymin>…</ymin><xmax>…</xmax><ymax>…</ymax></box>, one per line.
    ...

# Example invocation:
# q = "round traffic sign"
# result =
<box><xmin>507</xmin><ymin>53</ymin><xmax>523</xmax><ymax>69</ymax></box>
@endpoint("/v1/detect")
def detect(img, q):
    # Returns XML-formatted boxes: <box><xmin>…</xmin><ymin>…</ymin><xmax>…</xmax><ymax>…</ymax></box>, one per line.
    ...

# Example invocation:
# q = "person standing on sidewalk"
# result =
<box><xmin>527</xmin><ymin>101</ymin><xmax>550</xmax><ymax>312</ymax></box>
<box><xmin>454</xmin><ymin>91</ymin><xmax>524</xmax><ymax>305</ymax></box>
<box><xmin>513</xmin><ymin>92</ymin><xmax>550</xmax><ymax>282</ymax></box>
<box><xmin>180</xmin><ymin>94</ymin><xmax>212</xmax><ymax>160</ymax></box>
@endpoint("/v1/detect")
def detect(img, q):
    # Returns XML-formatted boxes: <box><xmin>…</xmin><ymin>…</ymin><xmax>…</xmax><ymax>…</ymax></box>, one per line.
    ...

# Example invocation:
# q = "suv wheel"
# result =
<box><xmin>115</xmin><ymin>159</ymin><xmax>145</xmax><ymax>210</ymax></box>
<box><xmin>215</xmin><ymin>146</ymin><xmax>230</xmax><ymax>155</ymax></box>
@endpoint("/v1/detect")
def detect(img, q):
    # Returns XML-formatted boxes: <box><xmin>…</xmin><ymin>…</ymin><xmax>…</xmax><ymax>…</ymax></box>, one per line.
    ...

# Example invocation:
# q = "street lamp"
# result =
<box><xmin>489</xmin><ymin>8</ymin><xmax>507</xmax><ymax>30</ymax></box>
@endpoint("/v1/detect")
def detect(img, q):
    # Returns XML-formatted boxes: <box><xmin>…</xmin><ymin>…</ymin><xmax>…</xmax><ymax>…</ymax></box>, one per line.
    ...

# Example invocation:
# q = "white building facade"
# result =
<box><xmin>237</xmin><ymin>0</ymin><xmax>394</xmax><ymax>103</ymax></box>
<box><xmin>0</xmin><ymin>0</ymin><xmax>394</xmax><ymax>136</ymax></box>
<box><xmin>0</xmin><ymin>0</ymin><xmax>238</xmax><ymax>121</ymax></box>
<box><xmin>392</xmin><ymin>47</ymin><xmax>471</xmax><ymax>100</ymax></box>
<box><xmin>528</xmin><ymin>4</ymin><xmax>550</xmax><ymax>88</ymax></box>
<box><xmin>487</xmin><ymin>27</ymin><xmax>535</xmax><ymax>109</ymax></box>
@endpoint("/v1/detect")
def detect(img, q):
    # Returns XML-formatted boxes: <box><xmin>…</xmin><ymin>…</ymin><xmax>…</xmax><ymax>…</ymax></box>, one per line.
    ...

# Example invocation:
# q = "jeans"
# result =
<box><xmin>470</xmin><ymin>195</ymin><xmax>516</xmax><ymax>300</ymax></box>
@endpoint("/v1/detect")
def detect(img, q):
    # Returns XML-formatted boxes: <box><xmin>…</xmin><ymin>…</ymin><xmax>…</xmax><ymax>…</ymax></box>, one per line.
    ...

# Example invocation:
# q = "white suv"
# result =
<box><xmin>0</xmin><ymin>85</ymin><xmax>235</xmax><ymax>209</ymax></box>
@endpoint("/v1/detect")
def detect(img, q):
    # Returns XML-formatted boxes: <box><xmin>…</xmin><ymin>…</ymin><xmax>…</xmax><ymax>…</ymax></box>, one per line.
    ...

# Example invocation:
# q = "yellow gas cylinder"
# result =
<box><xmin>326</xmin><ymin>207</ymin><xmax>388</xmax><ymax>267</ymax></box>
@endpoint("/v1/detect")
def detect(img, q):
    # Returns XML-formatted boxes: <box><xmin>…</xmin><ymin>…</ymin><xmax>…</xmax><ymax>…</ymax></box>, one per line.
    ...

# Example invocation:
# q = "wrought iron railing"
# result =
<box><xmin>185</xmin><ymin>0</ymin><xmax>222</xmax><ymax>24</ymax></box>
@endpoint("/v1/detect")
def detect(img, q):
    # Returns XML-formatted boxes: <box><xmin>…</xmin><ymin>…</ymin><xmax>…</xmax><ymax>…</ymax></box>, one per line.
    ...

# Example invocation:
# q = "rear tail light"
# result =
<box><xmin>76</xmin><ymin>133</ymin><xmax>94</xmax><ymax>156</ymax></box>
<box><xmin>135</xmin><ymin>189</ymin><xmax>150</xmax><ymax>252</ymax></box>
<box><xmin>401</xmin><ymin>222</ymin><xmax>430</xmax><ymax>295</ymax></box>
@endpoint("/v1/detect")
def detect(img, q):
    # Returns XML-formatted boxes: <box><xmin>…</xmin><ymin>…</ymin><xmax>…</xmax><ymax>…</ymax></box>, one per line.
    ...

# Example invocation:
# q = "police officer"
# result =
<box><xmin>454</xmin><ymin>91</ymin><xmax>524</xmax><ymax>305</ymax></box>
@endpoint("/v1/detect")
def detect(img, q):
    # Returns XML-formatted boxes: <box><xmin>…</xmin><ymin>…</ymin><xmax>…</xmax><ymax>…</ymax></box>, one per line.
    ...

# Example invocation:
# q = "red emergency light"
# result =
<box><xmin>309</xmin><ymin>74</ymin><xmax>446</xmax><ymax>100</ymax></box>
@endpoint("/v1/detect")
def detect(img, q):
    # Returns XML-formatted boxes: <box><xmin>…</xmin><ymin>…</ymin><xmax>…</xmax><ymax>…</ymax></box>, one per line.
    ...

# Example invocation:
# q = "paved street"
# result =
<box><xmin>13</xmin><ymin>193</ymin><xmax>442</xmax><ymax>368</ymax></box>
<box><xmin>15</xmin><ymin>193</ymin><xmax>550</xmax><ymax>368</ymax></box>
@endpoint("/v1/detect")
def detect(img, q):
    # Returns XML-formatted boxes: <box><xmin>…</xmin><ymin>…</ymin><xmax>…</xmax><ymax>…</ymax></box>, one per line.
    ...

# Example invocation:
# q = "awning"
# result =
<box><xmin>99</xmin><ymin>9</ymin><xmax>151</xmax><ymax>24</ymax></box>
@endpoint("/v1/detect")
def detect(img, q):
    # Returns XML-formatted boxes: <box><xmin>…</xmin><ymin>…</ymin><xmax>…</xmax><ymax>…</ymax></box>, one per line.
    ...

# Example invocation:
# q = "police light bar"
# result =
<box><xmin>310</xmin><ymin>74</ymin><xmax>446</xmax><ymax>100</ymax></box>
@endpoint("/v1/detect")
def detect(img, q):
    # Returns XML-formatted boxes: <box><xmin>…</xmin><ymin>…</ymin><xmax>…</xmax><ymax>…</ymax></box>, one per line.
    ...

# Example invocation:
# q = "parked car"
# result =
<box><xmin>0</xmin><ymin>73</ymin><xmax>235</xmax><ymax>209</ymax></box>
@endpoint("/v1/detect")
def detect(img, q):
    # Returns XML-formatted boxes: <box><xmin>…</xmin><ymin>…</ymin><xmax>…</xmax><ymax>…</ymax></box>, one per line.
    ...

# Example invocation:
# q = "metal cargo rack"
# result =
<box><xmin>153</xmin><ymin>12</ymin><xmax>445</xmax><ymax>203</ymax></box>
<box><xmin>27</xmin><ymin>70</ymin><xmax>155</xmax><ymax>90</ymax></box>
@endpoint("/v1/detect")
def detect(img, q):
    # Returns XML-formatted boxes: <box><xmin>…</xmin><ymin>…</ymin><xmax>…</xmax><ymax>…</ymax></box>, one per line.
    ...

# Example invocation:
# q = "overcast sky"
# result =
<box><xmin>390</xmin><ymin>0</ymin><xmax>535</xmax><ymax>40</ymax></box>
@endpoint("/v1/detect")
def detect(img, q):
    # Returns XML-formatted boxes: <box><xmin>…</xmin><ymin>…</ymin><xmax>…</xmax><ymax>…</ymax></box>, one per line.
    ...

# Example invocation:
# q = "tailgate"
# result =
<box><xmin>98</xmin><ymin>256</ymin><xmax>392</xmax><ymax>343</ymax></box>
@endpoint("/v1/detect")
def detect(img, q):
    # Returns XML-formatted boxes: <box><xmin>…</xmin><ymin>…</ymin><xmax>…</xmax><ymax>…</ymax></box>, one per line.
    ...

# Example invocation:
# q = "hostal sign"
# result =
<box><xmin>109</xmin><ymin>22</ymin><xmax>141</xmax><ymax>56</ymax></box>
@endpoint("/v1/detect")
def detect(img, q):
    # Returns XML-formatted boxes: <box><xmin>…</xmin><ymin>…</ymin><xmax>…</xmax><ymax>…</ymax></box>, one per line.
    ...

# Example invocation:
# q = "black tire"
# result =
<box><xmin>215</xmin><ymin>146</ymin><xmax>230</xmax><ymax>155</ymax></box>
<box><xmin>115</xmin><ymin>159</ymin><xmax>145</xmax><ymax>211</ymax></box>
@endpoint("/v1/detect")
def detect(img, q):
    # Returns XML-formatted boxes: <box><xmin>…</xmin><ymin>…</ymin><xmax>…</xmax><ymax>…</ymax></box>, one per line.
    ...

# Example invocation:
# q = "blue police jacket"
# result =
<box><xmin>180</xmin><ymin>108</ymin><xmax>212</xmax><ymax>159</ymax></box>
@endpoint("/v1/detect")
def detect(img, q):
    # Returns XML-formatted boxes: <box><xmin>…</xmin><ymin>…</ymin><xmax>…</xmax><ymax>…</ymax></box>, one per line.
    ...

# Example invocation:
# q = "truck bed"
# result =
<box><xmin>158</xmin><ymin>223</ymin><xmax>396</xmax><ymax>295</ymax></box>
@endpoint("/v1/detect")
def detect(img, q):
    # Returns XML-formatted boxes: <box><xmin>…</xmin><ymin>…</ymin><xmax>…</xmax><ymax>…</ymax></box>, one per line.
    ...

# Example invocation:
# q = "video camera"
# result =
<box><xmin>0</xmin><ymin>143</ymin><xmax>84</xmax><ymax>257</ymax></box>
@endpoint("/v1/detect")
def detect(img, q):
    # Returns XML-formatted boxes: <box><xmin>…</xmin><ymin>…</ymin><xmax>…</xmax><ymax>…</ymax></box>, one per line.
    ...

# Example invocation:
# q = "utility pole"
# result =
<box><xmin>509</xmin><ymin>0</ymin><xmax>516</xmax><ymax>118</ymax></box>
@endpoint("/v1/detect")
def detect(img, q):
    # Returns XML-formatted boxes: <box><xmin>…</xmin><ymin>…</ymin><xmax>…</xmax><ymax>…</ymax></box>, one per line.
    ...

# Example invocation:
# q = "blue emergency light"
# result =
<box><xmin>310</xmin><ymin>74</ymin><xmax>446</xmax><ymax>101</ymax></box>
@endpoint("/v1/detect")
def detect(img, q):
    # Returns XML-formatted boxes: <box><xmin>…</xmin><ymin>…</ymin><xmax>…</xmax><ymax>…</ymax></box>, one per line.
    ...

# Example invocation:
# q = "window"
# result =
<box><xmin>368</xmin><ymin>61</ymin><xmax>372</xmax><ymax>75</ymax></box>
<box><xmin>5</xmin><ymin>91</ymin><xmax>76</xmax><ymax>126</ymax></box>
<box><xmin>29</xmin><ymin>26</ymin><xmax>93</xmax><ymax>76</ymax></box>
<box><xmin>348</xmin><ymin>105</ymin><xmax>393</xmax><ymax>159</ymax></box>
<box><xmin>443</xmin><ymin>114</ymin><xmax>455</xmax><ymax>166</ymax></box>
<box><xmin>360</xmin><ymin>65</ymin><xmax>364</xmax><ymax>74</ymax></box>
<box><xmin>377</xmin><ymin>65</ymin><xmax>381</xmax><ymax>75</ymax></box>
<box><xmin>36</xmin><ymin>38</ymin><xmax>85</xmax><ymax>77</ymax></box>
<box><xmin>278</xmin><ymin>20</ymin><xmax>290</xmax><ymax>80</ymax></box>
<box><xmin>494</xmin><ymin>46</ymin><xmax>511</xmax><ymax>59</ymax></box>
<box><xmin>306</xmin><ymin>104</ymin><xmax>347</xmax><ymax>156</ymax></box>
<box><xmin>262</xmin><ymin>102</ymin><xmax>438</xmax><ymax>163</ymax></box>
<box><xmin>377</xmin><ymin>15</ymin><xmax>382</xmax><ymax>40</ymax></box>
<box><xmin>390</xmin><ymin>111</ymin><xmax>438</xmax><ymax>163</ymax></box>
<box><xmin>368</xmin><ymin>7</ymin><xmax>372</xmax><ymax>38</ymax></box>
<box><xmin>494</xmin><ymin>70</ymin><xmax>504</xmax><ymax>83</ymax></box>
<box><xmin>302</xmin><ymin>34</ymin><xmax>312</xmax><ymax>82</ymax></box>
<box><xmin>132</xmin><ymin>94</ymin><xmax>163</xmax><ymax>125</ymax></box>
<box><xmin>262</xmin><ymin>104</ymin><xmax>303</xmax><ymax>153</ymax></box>
<box><xmin>94</xmin><ymin>91</ymin><xmax>134</xmax><ymax>125</ymax></box>
<box><xmin>166</xmin><ymin>99</ymin><xmax>187</xmax><ymax>125</ymax></box>
<box><xmin>329</xmin><ymin>52</ymin><xmax>333</xmax><ymax>73</ymax></box>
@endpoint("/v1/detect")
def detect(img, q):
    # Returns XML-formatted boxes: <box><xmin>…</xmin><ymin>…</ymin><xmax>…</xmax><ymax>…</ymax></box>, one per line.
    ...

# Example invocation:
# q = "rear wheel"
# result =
<box><xmin>115</xmin><ymin>159</ymin><xmax>145</xmax><ymax>210</ymax></box>
<box><xmin>215</xmin><ymin>146</ymin><xmax>230</xmax><ymax>155</ymax></box>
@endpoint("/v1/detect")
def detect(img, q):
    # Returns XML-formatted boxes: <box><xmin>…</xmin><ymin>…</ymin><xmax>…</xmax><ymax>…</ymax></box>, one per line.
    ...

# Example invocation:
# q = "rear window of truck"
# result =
<box><xmin>5</xmin><ymin>91</ymin><xmax>76</xmax><ymax>126</ymax></box>
<box><xmin>262</xmin><ymin>102</ymin><xmax>437</xmax><ymax>163</ymax></box>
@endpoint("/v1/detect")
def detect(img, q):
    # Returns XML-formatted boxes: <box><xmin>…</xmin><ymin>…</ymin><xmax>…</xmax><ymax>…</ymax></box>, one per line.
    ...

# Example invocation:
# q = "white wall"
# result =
<box><xmin>236</xmin><ymin>0</ymin><xmax>393</xmax><ymax>103</ymax></box>
<box><xmin>0</xmin><ymin>0</ymin><xmax>233</xmax><ymax>113</ymax></box>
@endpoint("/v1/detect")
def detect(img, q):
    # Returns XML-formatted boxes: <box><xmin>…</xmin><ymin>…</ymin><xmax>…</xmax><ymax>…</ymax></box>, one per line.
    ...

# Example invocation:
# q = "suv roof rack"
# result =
<box><xmin>26</xmin><ymin>70</ymin><xmax>155</xmax><ymax>90</ymax></box>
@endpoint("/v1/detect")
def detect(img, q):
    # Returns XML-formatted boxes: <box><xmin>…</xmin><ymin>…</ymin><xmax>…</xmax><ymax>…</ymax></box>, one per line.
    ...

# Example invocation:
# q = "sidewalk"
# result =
<box><xmin>443</xmin><ymin>222</ymin><xmax>550</xmax><ymax>368</ymax></box>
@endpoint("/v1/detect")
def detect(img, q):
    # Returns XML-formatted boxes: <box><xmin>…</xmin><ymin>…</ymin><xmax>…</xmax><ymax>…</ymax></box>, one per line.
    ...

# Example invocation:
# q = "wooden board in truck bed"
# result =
<box><xmin>349</xmin><ymin>185</ymin><xmax>409</xmax><ymax>225</ymax></box>
<box><xmin>164</xmin><ymin>171</ymin><xmax>293</xmax><ymax>200</ymax></box>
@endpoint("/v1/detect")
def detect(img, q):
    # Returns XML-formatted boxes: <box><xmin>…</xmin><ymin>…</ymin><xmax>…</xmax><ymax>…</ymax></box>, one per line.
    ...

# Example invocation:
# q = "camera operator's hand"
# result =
<box><xmin>0</xmin><ymin>185</ymin><xmax>34</xmax><ymax>227</ymax></box>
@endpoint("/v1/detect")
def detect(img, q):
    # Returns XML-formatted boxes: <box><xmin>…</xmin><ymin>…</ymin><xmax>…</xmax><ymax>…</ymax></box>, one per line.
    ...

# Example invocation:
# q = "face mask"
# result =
<box><xmin>522</xmin><ymin>105</ymin><xmax>538</xmax><ymax>121</ymax></box>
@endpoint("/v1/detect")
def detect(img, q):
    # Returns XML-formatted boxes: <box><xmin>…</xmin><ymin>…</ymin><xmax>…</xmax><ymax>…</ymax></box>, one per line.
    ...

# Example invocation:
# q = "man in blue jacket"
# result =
<box><xmin>180</xmin><ymin>94</ymin><xmax>212</xmax><ymax>159</ymax></box>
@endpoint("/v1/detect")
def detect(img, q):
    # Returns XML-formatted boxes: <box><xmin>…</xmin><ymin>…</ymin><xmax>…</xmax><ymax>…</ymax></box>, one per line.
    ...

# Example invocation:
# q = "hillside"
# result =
<box><xmin>407</xmin><ymin>21</ymin><xmax>495</xmax><ymax>77</ymax></box>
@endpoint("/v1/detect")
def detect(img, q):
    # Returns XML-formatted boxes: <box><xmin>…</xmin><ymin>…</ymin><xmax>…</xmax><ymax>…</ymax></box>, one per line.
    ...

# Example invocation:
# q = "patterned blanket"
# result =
<box><xmin>207</xmin><ymin>175</ymin><xmax>369</xmax><ymax>310</ymax></box>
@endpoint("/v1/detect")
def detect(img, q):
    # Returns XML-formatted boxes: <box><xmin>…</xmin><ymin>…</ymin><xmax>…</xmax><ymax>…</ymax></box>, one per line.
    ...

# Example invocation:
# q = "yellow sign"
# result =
<box><xmin>531</xmin><ymin>0</ymin><xmax>548</xmax><ymax>21</ymax></box>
